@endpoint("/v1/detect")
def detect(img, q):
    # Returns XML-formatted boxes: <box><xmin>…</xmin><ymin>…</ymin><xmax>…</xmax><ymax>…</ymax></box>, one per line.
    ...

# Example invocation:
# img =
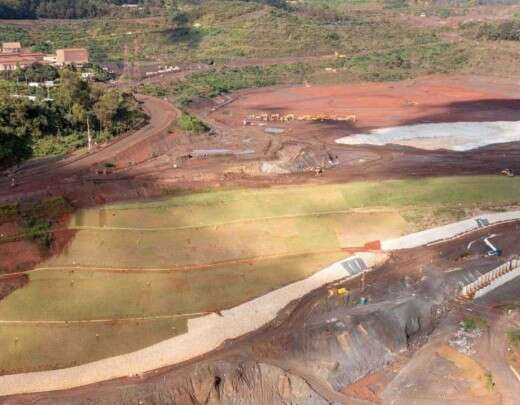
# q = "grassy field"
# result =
<box><xmin>1</xmin><ymin>252</ymin><xmax>346</xmax><ymax>321</ymax></box>
<box><xmin>2</xmin><ymin>176</ymin><xmax>520</xmax><ymax>372</ymax></box>
<box><xmin>0</xmin><ymin>318</ymin><xmax>187</xmax><ymax>374</ymax></box>
<box><xmin>52</xmin><ymin>211</ymin><xmax>406</xmax><ymax>268</ymax></box>
<box><xmin>104</xmin><ymin>175</ymin><xmax>520</xmax><ymax>226</ymax></box>
<box><xmin>0</xmin><ymin>252</ymin><xmax>343</xmax><ymax>372</ymax></box>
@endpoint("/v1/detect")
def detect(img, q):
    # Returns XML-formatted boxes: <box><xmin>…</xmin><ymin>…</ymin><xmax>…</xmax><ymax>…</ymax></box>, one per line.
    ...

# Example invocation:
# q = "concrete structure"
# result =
<box><xmin>0</xmin><ymin>252</ymin><xmax>383</xmax><ymax>396</ymax></box>
<box><xmin>56</xmin><ymin>48</ymin><xmax>89</xmax><ymax>66</ymax></box>
<box><xmin>461</xmin><ymin>258</ymin><xmax>520</xmax><ymax>299</ymax></box>
<box><xmin>4</xmin><ymin>210</ymin><xmax>520</xmax><ymax>395</ymax></box>
<box><xmin>2</xmin><ymin>42</ymin><xmax>22</xmax><ymax>53</ymax></box>
<box><xmin>0</xmin><ymin>53</ymin><xmax>44</xmax><ymax>71</ymax></box>
<box><xmin>43</xmin><ymin>55</ymin><xmax>57</xmax><ymax>64</ymax></box>
<box><xmin>382</xmin><ymin>210</ymin><xmax>520</xmax><ymax>251</ymax></box>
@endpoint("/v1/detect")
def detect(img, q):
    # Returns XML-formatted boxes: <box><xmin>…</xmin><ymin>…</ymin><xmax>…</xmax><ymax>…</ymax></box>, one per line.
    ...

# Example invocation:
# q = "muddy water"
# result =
<box><xmin>336</xmin><ymin>121</ymin><xmax>520</xmax><ymax>151</ymax></box>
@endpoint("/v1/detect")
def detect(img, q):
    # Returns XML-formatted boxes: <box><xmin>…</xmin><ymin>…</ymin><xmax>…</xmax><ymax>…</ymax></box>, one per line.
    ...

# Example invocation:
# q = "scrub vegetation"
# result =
<box><xmin>0</xmin><ymin>68</ymin><xmax>145</xmax><ymax>167</ymax></box>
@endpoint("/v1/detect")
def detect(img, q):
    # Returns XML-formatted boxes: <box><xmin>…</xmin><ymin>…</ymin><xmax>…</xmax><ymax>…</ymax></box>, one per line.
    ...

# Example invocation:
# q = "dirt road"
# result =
<box><xmin>0</xmin><ymin>95</ymin><xmax>177</xmax><ymax>200</ymax></box>
<box><xmin>7</xmin><ymin>219</ymin><xmax>520</xmax><ymax>404</ymax></box>
<box><xmin>5</xmin><ymin>75</ymin><xmax>520</xmax><ymax>208</ymax></box>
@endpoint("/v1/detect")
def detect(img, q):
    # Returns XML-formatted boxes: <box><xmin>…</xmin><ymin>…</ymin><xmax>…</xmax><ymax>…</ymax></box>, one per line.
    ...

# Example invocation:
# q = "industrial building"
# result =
<box><xmin>56</xmin><ymin>48</ymin><xmax>89</xmax><ymax>66</ymax></box>
<box><xmin>1</xmin><ymin>42</ymin><xmax>22</xmax><ymax>53</ymax></box>
<box><xmin>0</xmin><ymin>43</ymin><xmax>89</xmax><ymax>71</ymax></box>
<box><xmin>0</xmin><ymin>52</ymin><xmax>45</xmax><ymax>71</ymax></box>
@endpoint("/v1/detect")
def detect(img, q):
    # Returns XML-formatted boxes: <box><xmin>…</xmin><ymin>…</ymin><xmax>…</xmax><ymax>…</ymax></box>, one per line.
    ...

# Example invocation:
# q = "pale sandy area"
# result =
<box><xmin>336</xmin><ymin>121</ymin><xmax>520</xmax><ymax>151</ymax></box>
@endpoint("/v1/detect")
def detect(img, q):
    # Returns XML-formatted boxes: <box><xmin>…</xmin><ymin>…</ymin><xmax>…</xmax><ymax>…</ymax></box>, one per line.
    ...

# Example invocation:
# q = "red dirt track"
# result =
<box><xmin>4</xmin><ymin>75</ymin><xmax>520</xmax><ymax>207</ymax></box>
<box><xmin>213</xmin><ymin>75</ymin><xmax>520</xmax><ymax>131</ymax></box>
<box><xmin>0</xmin><ymin>95</ymin><xmax>177</xmax><ymax>202</ymax></box>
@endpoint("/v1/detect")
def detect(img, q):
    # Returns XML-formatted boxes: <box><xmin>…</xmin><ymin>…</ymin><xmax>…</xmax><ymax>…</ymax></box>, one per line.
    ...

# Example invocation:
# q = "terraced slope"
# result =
<box><xmin>2</xmin><ymin>176</ymin><xmax>520</xmax><ymax>373</ymax></box>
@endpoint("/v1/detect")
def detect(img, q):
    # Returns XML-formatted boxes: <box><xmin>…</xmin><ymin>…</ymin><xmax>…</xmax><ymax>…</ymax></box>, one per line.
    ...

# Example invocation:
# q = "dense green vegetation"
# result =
<box><xmin>0</xmin><ymin>197</ymin><xmax>72</xmax><ymax>225</ymax></box>
<box><xmin>0</xmin><ymin>0</ymin><xmax>457</xmax><ymax>63</ymax></box>
<box><xmin>0</xmin><ymin>69</ymin><xmax>145</xmax><ymax>167</ymax></box>
<box><xmin>0</xmin><ymin>0</ymin><xmax>158</xmax><ymax>19</ymax></box>
<box><xmin>175</xmin><ymin>112</ymin><xmax>209</xmax><ymax>133</ymax></box>
<box><xmin>169</xmin><ymin>64</ymin><xmax>303</xmax><ymax>106</ymax></box>
<box><xmin>23</xmin><ymin>216</ymin><xmax>54</xmax><ymax>251</ymax></box>
<box><xmin>461</xmin><ymin>317</ymin><xmax>487</xmax><ymax>332</ymax></box>
<box><xmin>7</xmin><ymin>63</ymin><xmax>60</xmax><ymax>82</ymax></box>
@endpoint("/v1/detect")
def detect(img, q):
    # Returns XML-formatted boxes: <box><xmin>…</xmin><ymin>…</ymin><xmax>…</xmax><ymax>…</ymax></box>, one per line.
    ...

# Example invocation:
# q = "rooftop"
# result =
<box><xmin>2</xmin><ymin>42</ymin><xmax>22</xmax><ymax>48</ymax></box>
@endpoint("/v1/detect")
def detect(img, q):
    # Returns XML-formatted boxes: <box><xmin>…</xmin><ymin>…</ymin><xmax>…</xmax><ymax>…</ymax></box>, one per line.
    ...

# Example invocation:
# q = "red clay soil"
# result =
<box><xmin>0</xmin><ymin>216</ymin><xmax>76</xmax><ymax>274</ymax></box>
<box><xmin>213</xmin><ymin>75</ymin><xmax>520</xmax><ymax>131</ymax></box>
<box><xmin>341</xmin><ymin>370</ymin><xmax>390</xmax><ymax>404</ymax></box>
<box><xmin>0</xmin><ymin>274</ymin><xmax>28</xmax><ymax>302</ymax></box>
<box><xmin>0</xmin><ymin>223</ymin><xmax>41</xmax><ymax>272</ymax></box>
<box><xmin>0</xmin><ymin>239</ymin><xmax>41</xmax><ymax>273</ymax></box>
<box><xmin>6</xmin><ymin>75</ymin><xmax>520</xmax><ymax>210</ymax></box>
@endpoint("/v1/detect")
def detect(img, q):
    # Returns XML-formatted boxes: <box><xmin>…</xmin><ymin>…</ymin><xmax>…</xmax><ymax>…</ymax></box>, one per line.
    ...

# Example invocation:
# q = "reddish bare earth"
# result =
<box><xmin>7</xmin><ymin>220</ymin><xmax>520</xmax><ymax>404</ymax></box>
<box><xmin>4</xmin><ymin>75</ymin><xmax>520</xmax><ymax>208</ymax></box>
<box><xmin>0</xmin><ymin>216</ymin><xmax>76</xmax><ymax>274</ymax></box>
<box><xmin>3</xmin><ymin>76</ymin><xmax>520</xmax><ymax>403</ymax></box>
<box><xmin>215</xmin><ymin>75</ymin><xmax>520</xmax><ymax>126</ymax></box>
<box><xmin>0</xmin><ymin>274</ymin><xmax>28</xmax><ymax>302</ymax></box>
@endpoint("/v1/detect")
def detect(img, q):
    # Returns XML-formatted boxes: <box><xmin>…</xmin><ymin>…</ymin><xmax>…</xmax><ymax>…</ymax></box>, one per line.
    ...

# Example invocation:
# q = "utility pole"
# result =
<box><xmin>123</xmin><ymin>45</ymin><xmax>130</xmax><ymax>82</ymax></box>
<box><xmin>87</xmin><ymin>115</ymin><xmax>92</xmax><ymax>151</ymax></box>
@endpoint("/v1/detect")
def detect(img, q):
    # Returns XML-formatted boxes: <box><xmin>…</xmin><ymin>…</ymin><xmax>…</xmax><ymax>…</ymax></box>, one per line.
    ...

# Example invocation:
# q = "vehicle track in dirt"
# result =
<box><xmin>0</xmin><ymin>95</ymin><xmax>177</xmax><ymax>196</ymax></box>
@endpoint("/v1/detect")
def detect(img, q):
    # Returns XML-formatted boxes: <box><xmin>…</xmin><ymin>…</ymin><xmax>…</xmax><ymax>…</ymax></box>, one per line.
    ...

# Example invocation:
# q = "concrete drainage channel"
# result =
<box><xmin>4</xmin><ymin>211</ymin><xmax>520</xmax><ymax>395</ymax></box>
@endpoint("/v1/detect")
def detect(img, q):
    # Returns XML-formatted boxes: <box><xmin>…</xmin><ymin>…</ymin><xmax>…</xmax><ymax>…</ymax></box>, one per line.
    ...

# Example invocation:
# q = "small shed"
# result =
<box><xmin>2</xmin><ymin>42</ymin><xmax>22</xmax><ymax>54</ymax></box>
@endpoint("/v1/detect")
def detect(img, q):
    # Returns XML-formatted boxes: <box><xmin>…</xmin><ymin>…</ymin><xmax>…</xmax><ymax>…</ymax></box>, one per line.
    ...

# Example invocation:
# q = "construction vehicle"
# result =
<box><xmin>246</xmin><ymin>112</ymin><xmax>356</xmax><ymax>123</ymax></box>
<box><xmin>501</xmin><ymin>168</ymin><xmax>514</xmax><ymax>177</ymax></box>
<box><xmin>484</xmin><ymin>236</ymin><xmax>502</xmax><ymax>257</ymax></box>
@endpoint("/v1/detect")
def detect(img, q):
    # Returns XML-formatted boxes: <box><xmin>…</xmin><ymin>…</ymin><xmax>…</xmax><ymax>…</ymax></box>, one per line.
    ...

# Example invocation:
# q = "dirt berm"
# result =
<box><xmin>6</xmin><ymin>296</ymin><xmax>434</xmax><ymax>405</ymax></box>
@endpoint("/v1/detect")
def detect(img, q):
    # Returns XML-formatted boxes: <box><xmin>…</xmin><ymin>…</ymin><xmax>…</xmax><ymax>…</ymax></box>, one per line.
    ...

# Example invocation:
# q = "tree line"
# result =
<box><xmin>0</xmin><ymin>69</ymin><xmax>145</xmax><ymax>167</ymax></box>
<box><xmin>0</xmin><ymin>0</ymin><xmax>286</xmax><ymax>20</ymax></box>
<box><xmin>0</xmin><ymin>0</ymin><xmax>145</xmax><ymax>19</ymax></box>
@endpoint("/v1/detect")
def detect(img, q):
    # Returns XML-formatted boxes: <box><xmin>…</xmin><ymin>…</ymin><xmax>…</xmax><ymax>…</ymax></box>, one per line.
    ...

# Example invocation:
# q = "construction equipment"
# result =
<box><xmin>483</xmin><ymin>236</ymin><xmax>502</xmax><ymax>257</ymax></box>
<box><xmin>246</xmin><ymin>112</ymin><xmax>356</xmax><ymax>123</ymax></box>
<box><xmin>501</xmin><ymin>168</ymin><xmax>514</xmax><ymax>177</ymax></box>
<box><xmin>337</xmin><ymin>288</ymin><xmax>348</xmax><ymax>296</ymax></box>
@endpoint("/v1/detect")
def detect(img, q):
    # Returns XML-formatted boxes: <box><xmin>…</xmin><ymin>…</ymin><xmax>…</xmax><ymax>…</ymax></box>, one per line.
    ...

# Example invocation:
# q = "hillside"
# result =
<box><xmin>1</xmin><ymin>0</ymin><xmax>520</xmax><ymax>80</ymax></box>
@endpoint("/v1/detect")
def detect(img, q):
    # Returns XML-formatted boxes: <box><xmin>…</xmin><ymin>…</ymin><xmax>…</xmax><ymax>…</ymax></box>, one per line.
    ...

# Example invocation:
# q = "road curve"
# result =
<box><xmin>0</xmin><ymin>95</ymin><xmax>177</xmax><ymax>196</ymax></box>
<box><xmin>4</xmin><ymin>211</ymin><xmax>520</xmax><ymax>396</ymax></box>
